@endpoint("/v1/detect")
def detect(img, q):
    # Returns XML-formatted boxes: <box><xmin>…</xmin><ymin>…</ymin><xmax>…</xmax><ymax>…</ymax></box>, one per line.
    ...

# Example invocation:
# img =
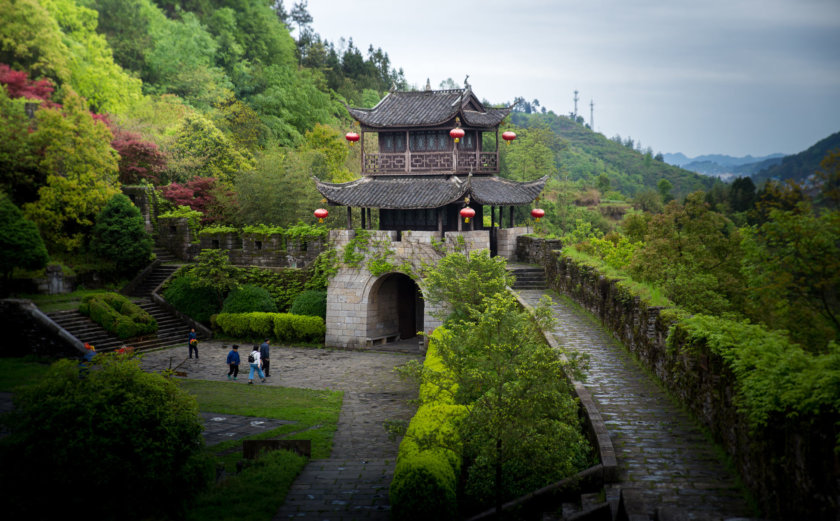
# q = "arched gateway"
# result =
<box><xmin>318</xmin><ymin>83</ymin><xmax>546</xmax><ymax>350</ymax></box>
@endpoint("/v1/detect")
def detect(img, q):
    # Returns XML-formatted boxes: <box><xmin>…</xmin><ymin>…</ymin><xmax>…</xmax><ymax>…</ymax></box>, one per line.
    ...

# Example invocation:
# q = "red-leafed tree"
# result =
<box><xmin>0</xmin><ymin>64</ymin><xmax>57</xmax><ymax>106</ymax></box>
<box><xmin>160</xmin><ymin>177</ymin><xmax>236</xmax><ymax>225</ymax></box>
<box><xmin>110</xmin><ymin>129</ymin><xmax>167</xmax><ymax>184</ymax></box>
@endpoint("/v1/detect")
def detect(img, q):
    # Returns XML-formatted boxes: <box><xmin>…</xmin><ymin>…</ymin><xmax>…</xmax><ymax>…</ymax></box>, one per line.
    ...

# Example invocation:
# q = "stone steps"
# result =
<box><xmin>46</xmin><ymin>296</ymin><xmax>199</xmax><ymax>353</ymax></box>
<box><xmin>128</xmin><ymin>264</ymin><xmax>179</xmax><ymax>297</ymax></box>
<box><xmin>508</xmin><ymin>266</ymin><xmax>548</xmax><ymax>290</ymax></box>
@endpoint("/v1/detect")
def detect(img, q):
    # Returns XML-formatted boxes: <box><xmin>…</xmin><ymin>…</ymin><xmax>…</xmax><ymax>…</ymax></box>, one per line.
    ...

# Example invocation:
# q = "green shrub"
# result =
<box><xmin>289</xmin><ymin>290</ymin><xmax>326</xmax><ymax>319</ymax></box>
<box><xmin>0</xmin><ymin>356</ymin><xmax>214</xmax><ymax>519</ymax></box>
<box><xmin>213</xmin><ymin>312</ymin><xmax>325</xmax><ymax>344</ymax></box>
<box><xmin>390</xmin><ymin>451</ymin><xmax>458</xmax><ymax>521</ymax></box>
<box><xmin>89</xmin><ymin>193</ymin><xmax>153</xmax><ymax>275</ymax></box>
<box><xmin>239</xmin><ymin>266</ymin><xmax>308</xmax><ymax>311</ymax></box>
<box><xmin>163</xmin><ymin>274</ymin><xmax>220</xmax><ymax>324</ymax></box>
<box><xmin>222</xmin><ymin>284</ymin><xmax>278</xmax><ymax>314</ymax></box>
<box><xmin>79</xmin><ymin>292</ymin><xmax>157</xmax><ymax>339</ymax></box>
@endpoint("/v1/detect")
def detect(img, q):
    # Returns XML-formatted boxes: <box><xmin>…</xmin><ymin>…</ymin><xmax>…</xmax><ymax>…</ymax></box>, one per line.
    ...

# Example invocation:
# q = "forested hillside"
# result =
<box><xmin>508</xmin><ymin>110</ymin><xmax>714</xmax><ymax>197</ymax></box>
<box><xmin>0</xmin><ymin>0</ymin><xmax>408</xmax><ymax>265</ymax></box>
<box><xmin>752</xmin><ymin>130</ymin><xmax>840</xmax><ymax>184</ymax></box>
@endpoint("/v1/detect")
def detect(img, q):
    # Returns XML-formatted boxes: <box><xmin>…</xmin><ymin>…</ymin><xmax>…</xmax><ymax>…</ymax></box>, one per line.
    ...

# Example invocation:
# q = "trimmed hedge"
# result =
<box><xmin>391</xmin><ymin>328</ymin><xmax>464</xmax><ymax>521</ymax></box>
<box><xmin>79</xmin><ymin>292</ymin><xmax>157</xmax><ymax>339</ymax></box>
<box><xmin>214</xmin><ymin>312</ymin><xmax>325</xmax><ymax>344</ymax></box>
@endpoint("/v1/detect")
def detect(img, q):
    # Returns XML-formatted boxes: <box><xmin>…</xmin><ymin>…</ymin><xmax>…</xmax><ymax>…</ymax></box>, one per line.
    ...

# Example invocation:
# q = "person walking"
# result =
<box><xmin>226</xmin><ymin>344</ymin><xmax>240</xmax><ymax>380</ymax></box>
<box><xmin>259</xmin><ymin>338</ymin><xmax>271</xmax><ymax>377</ymax></box>
<box><xmin>188</xmin><ymin>328</ymin><xmax>198</xmax><ymax>359</ymax></box>
<box><xmin>248</xmin><ymin>345</ymin><xmax>266</xmax><ymax>384</ymax></box>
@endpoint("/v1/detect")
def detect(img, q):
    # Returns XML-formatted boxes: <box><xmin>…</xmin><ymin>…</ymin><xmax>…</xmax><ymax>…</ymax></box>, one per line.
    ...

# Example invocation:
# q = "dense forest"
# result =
<box><xmin>1</xmin><ymin>0</ymin><xmax>838</xmax><ymax>353</ymax></box>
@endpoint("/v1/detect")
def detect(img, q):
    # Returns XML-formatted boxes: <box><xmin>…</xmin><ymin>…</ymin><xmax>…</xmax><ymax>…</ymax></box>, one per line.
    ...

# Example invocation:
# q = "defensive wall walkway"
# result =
<box><xmin>518</xmin><ymin>288</ymin><xmax>753</xmax><ymax>520</ymax></box>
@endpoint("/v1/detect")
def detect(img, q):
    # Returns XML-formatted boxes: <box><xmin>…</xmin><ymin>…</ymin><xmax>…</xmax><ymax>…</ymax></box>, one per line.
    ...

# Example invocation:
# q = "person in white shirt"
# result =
<box><xmin>248</xmin><ymin>345</ymin><xmax>266</xmax><ymax>384</ymax></box>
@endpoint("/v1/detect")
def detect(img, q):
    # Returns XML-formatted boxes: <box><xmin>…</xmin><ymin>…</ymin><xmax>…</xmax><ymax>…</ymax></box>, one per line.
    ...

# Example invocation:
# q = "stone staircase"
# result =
<box><xmin>127</xmin><ymin>264</ymin><xmax>179</xmax><ymax>298</ymax></box>
<box><xmin>45</xmin><ymin>260</ymin><xmax>194</xmax><ymax>353</ymax></box>
<box><xmin>508</xmin><ymin>264</ymin><xmax>548</xmax><ymax>290</ymax></box>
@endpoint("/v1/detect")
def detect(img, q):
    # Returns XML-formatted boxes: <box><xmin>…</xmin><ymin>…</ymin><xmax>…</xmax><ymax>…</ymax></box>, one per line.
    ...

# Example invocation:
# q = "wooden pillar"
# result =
<box><xmin>438</xmin><ymin>207</ymin><xmax>444</xmax><ymax>238</ymax></box>
<box><xmin>367</xmin><ymin>208</ymin><xmax>372</xmax><ymax>229</ymax></box>
<box><xmin>346</xmin><ymin>206</ymin><xmax>352</xmax><ymax>229</ymax></box>
<box><xmin>361</xmin><ymin>207</ymin><xmax>366</xmax><ymax>229</ymax></box>
<box><xmin>457</xmin><ymin>208</ymin><xmax>463</xmax><ymax>231</ymax></box>
<box><xmin>509</xmin><ymin>206</ymin><xmax>514</xmax><ymax>228</ymax></box>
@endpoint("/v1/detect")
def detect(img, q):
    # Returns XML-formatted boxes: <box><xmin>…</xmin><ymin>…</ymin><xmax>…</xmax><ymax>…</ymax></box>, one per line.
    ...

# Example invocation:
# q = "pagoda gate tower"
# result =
<box><xmin>315</xmin><ymin>82</ymin><xmax>546</xmax><ymax>349</ymax></box>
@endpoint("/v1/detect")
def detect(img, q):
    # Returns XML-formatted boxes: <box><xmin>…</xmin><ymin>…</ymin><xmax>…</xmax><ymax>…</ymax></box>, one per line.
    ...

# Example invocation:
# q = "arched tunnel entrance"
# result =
<box><xmin>367</xmin><ymin>272</ymin><xmax>424</xmax><ymax>342</ymax></box>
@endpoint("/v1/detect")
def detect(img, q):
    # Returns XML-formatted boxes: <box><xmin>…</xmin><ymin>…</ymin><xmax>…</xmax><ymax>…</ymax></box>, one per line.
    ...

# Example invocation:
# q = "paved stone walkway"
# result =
<box><xmin>140</xmin><ymin>341</ymin><xmax>423</xmax><ymax>521</ymax></box>
<box><xmin>517</xmin><ymin>289</ymin><xmax>754</xmax><ymax>520</ymax></box>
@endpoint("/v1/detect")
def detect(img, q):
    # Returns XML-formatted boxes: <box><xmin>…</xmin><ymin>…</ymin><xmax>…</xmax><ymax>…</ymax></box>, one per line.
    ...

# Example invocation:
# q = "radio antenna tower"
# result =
<box><xmin>590</xmin><ymin>99</ymin><xmax>594</xmax><ymax>129</ymax></box>
<box><xmin>573</xmin><ymin>90</ymin><xmax>579</xmax><ymax>117</ymax></box>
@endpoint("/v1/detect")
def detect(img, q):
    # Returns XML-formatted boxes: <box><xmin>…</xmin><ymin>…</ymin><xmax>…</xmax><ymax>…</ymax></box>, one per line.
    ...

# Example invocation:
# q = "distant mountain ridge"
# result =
<box><xmin>663</xmin><ymin>152</ymin><xmax>785</xmax><ymax>178</ymax></box>
<box><xmin>752</xmin><ymin>131</ymin><xmax>840</xmax><ymax>184</ymax></box>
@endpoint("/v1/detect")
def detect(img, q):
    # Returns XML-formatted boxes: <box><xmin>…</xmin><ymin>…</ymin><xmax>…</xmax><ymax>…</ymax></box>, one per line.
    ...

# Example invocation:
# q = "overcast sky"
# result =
<box><xmin>306</xmin><ymin>0</ymin><xmax>840</xmax><ymax>158</ymax></box>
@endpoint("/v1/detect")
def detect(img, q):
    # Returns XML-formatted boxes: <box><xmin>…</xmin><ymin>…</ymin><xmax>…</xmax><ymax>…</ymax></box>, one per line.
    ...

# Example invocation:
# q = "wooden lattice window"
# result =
<box><xmin>458</xmin><ymin>131</ymin><xmax>476</xmax><ymax>151</ymax></box>
<box><xmin>380</xmin><ymin>133</ymin><xmax>406</xmax><ymax>153</ymax></box>
<box><xmin>410</xmin><ymin>131</ymin><xmax>448</xmax><ymax>152</ymax></box>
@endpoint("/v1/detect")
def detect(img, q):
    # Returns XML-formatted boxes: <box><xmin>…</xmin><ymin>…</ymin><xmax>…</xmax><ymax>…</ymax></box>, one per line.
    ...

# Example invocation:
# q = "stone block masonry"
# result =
<box><xmin>517</xmin><ymin>235</ymin><xmax>839</xmax><ymax>520</ymax></box>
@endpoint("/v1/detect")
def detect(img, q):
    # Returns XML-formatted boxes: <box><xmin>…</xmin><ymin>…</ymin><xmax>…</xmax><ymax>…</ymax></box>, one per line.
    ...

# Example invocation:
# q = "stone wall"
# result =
<box><xmin>325</xmin><ymin>228</ymin><xmax>529</xmax><ymax>350</ymax></box>
<box><xmin>518</xmin><ymin>236</ymin><xmax>839</xmax><ymax>520</ymax></box>
<box><xmin>121</xmin><ymin>186</ymin><xmax>156</xmax><ymax>234</ymax></box>
<box><xmin>497</xmin><ymin>226</ymin><xmax>530</xmax><ymax>260</ymax></box>
<box><xmin>0</xmin><ymin>299</ymin><xmax>84</xmax><ymax>358</ymax></box>
<box><xmin>157</xmin><ymin>221</ymin><xmax>325</xmax><ymax>268</ymax></box>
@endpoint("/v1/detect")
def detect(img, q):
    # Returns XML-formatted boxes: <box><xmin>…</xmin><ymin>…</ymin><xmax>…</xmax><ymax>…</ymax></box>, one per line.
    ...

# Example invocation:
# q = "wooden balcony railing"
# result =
<box><xmin>363</xmin><ymin>151</ymin><xmax>499</xmax><ymax>174</ymax></box>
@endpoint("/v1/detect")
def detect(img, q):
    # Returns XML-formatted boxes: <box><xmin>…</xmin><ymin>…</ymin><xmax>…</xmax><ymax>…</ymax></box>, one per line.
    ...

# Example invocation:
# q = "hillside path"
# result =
<box><xmin>517</xmin><ymin>289</ymin><xmax>753</xmax><ymax>520</ymax></box>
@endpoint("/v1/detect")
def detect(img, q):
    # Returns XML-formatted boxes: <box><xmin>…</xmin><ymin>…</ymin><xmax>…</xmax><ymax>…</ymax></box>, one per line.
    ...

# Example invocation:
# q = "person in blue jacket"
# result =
<box><xmin>226</xmin><ymin>344</ymin><xmax>240</xmax><ymax>380</ymax></box>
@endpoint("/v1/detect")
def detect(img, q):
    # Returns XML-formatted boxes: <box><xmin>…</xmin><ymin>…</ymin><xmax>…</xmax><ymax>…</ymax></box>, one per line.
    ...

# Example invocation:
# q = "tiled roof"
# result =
<box><xmin>470</xmin><ymin>175</ymin><xmax>548</xmax><ymax>205</ymax></box>
<box><xmin>347</xmin><ymin>88</ymin><xmax>511</xmax><ymax>129</ymax></box>
<box><xmin>314</xmin><ymin>175</ymin><xmax>546</xmax><ymax>209</ymax></box>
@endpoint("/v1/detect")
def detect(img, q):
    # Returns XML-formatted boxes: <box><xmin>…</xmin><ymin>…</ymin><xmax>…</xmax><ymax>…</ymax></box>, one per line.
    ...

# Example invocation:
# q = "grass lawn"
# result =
<box><xmin>180</xmin><ymin>379</ymin><xmax>343</xmax><ymax>521</ymax></box>
<box><xmin>0</xmin><ymin>357</ymin><xmax>343</xmax><ymax>521</ymax></box>
<box><xmin>14</xmin><ymin>288</ymin><xmax>119</xmax><ymax>313</ymax></box>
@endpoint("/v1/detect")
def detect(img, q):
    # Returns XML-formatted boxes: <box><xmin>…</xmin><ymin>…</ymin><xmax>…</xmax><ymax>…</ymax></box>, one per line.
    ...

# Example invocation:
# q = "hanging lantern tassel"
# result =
<box><xmin>450</xmin><ymin>127</ymin><xmax>465</xmax><ymax>144</ymax></box>
<box><xmin>460</xmin><ymin>206</ymin><xmax>476</xmax><ymax>223</ymax></box>
<box><xmin>345</xmin><ymin>132</ymin><xmax>360</xmax><ymax>146</ymax></box>
<box><xmin>502</xmin><ymin>131</ymin><xmax>517</xmax><ymax>146</ymax></box>
<box><xmin>314</xmin><ymin>208</ymin><xmax>329</xmax><ymax>223</ymax></box>
<box><xmin>531</xmin><ymin>208</ymin><xmax>545</xmax><ymax>222</ymax></box>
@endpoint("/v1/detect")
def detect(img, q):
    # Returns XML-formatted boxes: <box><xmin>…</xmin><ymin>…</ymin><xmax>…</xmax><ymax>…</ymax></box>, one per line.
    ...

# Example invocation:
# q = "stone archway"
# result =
<box><xmin>366</xmin><ymin>272</ymin><xmax>424</xmax><ymax>342</ymax></box>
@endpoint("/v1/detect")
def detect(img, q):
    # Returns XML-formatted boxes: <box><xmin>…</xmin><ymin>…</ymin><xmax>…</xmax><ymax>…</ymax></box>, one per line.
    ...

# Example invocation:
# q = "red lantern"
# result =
<box><xmin>314</xmin><ymin>208</ymin><xmax>329</xmax><ymax>223</ymax></box>
<box><xmin>459</xmin><ymin>206</ymin><xmax>476</xmax><ymax>223</ymax></box>
<box><xmin>502</xmin><ymin>131</ymin><xmax>517</xmax><ymax>145</ymax></box>
<box><xmin>450</xmin><ymin>127</ymin><xmax>465</xmax><ymax>144</ymax></box>
<box><xmin>345</xmin><ymin>132</ymin><xmax>360</xmax><ymax>145</ymax></box>
<box><xmin>531</xmin><ymin>208</ymin><xmax>545</xmax><ymax>222</ymax></box>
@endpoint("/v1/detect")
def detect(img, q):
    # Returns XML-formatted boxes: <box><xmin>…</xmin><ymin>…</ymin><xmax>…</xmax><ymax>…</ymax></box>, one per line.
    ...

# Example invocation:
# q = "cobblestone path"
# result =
<box><xmin>140</xmin><ymin>342</ymin><xmax>422</xmax><ymax>521</ymax></box>
<box><xmin>518</xmin><ymin>289</ymin><xmax>754</xmax><ymax>520</ymax></box>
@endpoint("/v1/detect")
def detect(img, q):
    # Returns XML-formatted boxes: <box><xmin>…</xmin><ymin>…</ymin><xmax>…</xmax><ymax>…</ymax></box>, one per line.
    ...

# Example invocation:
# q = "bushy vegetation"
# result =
<box><xmin>0</xmin><ymin>354</ymin><xmax>214</xmax><ymax>520</ymax></box>
<box><xmin>162</xmin><ymin>273</ymin><xmax>220</xmax><ymax>324</ymax></box>
<box><xmin>289</xmin><ymin>289</ymin><xmax>327</xmax><ymax>319</ymax></box>
<box><xmin>89</xmin><ymin>192</ymin><xmax>153</xmax><ymax>275</ymax></box>
<box><xmin>393</xmin><ymin>252</ymin><xmax>592</xmax><ymax>517</ymax></box>
<box><xmin>222</xmin><ymin>284</ymin><xmax>278</xmax><ymax>314</ymax></box>
<box><xmin>214</xmin><ymin>312</ymin><xmax>325</xmax><ymax>344</ymax></box>
<box><xmin>79</xmin><ymin>291</ymin><xmax>157</xmax><ymax>339</ymax></box>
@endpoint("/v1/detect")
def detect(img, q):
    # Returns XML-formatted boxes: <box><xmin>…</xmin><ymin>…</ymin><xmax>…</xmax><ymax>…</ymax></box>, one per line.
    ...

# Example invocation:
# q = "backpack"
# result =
<box><xmin>247</xmin><ymin>352</ymin><xmax>255</xmax><ymax>363</ymax></box>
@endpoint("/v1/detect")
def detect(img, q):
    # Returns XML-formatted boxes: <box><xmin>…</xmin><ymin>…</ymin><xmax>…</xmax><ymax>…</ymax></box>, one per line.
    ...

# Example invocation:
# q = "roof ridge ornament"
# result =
<box><xmin>425</xmin><ymin>78</ymin><xmax>431</xmax><ymax>91</ymax></box>
<box><xmin>464</xmin><ymin>74</ymin><xmax>470</xmax><ymax>88</ymax></box>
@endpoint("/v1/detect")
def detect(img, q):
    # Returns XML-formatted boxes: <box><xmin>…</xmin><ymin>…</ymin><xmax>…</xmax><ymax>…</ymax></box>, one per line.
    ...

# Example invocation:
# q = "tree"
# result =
<box><xmin>0</xmin><ymin>0</ymin><xmax>71</xmax><ymax>85</ymax></box>
<box><xmin>0</xmin><ymin>355</ymin><xmax>213</xmax><ymax>519</ymax></box>
<box><xmin>0</xmin><ymin>193</ymin><xmax>48</xmax><ymax>291</ymax></box>
<box><xmin>500</xmin><ymin>124</ymin><xmax>561</xmax><ymax>182</ymax></box>
<box><xmin>741</xmin><ymin>202</ymin><xmax>840</xmax><ymax>352</ymax></box>
<box><xmin>657</xmin><ymin>178</ymin><xmax>673</xmax><ymax>203</ymax></box>
<box><xmin>167</xmin><ymin>113</ymin><xmax>254</xmax><ymax>183</ymax></box>
<box><xmin>187</xmin><ymin>249</ymin><xmax>241</xmax><ymax>308</ymax></box>
<box><xmin>41</xmin><ymin>0</ymin><xmax>143</xmax><ymax>114</ymax></box>
<box><xmin>0</xmin><ymin>80</ymin><xmax>43</xmax><ymax>205</ymax></box>
<box><xmin>729</xmin><ymin>176</ymin><xmax>756</xmax><ymax>213</ymax></box>
<box><xmin>429</xmin><ymin>293</ymin><xmax>590</xmax><ymax>512</ymax></box>
<box><xmin>23</xmin><ymin>89</ymin><xmax>120</xmax><ymax>252</ymax></box>
<box><xmin>89</xmin><ymin>193</ymin><xmax>153</xmax><ymax>275</ymax></box>
<box><xmin>422</xmin><ymin>250</ymin><xmax>512</xmax><ymax>323</ymax></box>
<box><xmin>629</xmin><ymin>192</ymin><xmax>745</xmax><ymax>316</ymax></box>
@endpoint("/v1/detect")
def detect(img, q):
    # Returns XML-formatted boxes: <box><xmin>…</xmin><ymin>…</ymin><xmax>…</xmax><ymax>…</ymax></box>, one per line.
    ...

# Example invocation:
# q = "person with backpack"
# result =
<box><xmin>226</xmin><ymin>345</ymin><xmax>240</xmax><ymax>380</ymax></box>
<box><xmin>247</xmin><ymin>345</ymin><xmax>266</xmax><ymax>384</ymax></box>
<box><xmin>188</xmin><ymin>328</ymin><xmax>198</xmax><ymax>359</ymax></box>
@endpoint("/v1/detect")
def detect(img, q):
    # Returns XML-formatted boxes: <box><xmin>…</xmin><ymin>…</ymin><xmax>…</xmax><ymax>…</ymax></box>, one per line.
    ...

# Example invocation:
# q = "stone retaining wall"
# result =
<box><xmin>517</xmin><ymin>235</ymin><xmax>839</xmax><ymax>520</ymax></box>
<box><xmin>157</xmin><ymin>220</ymin><xmax>325</xmax><ymax>268</ymax></box>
